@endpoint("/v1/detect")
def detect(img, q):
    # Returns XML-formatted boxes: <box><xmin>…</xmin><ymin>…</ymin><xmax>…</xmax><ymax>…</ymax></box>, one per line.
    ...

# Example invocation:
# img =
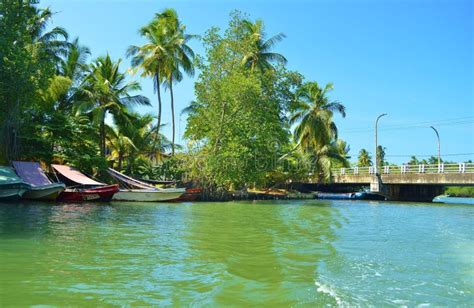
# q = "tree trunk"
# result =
<box><xmin>170</xmin><ymin>77</ymin><xmax>175</xmax><ymax>156</ymax></box>
<box><xmin>100</xmin><ymin>118</ymin><xmax>105</xmax><ymax>157</ymax></box>
<box><xmin>156</xmin><ymin>72</ymin><xmax>162</xmax><ymax>134</ymax></box>
<box><xmin>118</xmin><ymin>152</ymin><xmax>123</xmax><ymax>170</ymax></box>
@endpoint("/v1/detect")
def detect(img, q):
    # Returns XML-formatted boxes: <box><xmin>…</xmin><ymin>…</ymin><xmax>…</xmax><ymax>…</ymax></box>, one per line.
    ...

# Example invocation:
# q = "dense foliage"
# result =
<box><xmin>1</xmin><ymin>3</ymin><xmax>349</xmax><ymax>195</ymax></box>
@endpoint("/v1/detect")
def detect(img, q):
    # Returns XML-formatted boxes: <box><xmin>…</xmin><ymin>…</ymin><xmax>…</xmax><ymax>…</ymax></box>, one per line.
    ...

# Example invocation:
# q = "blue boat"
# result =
<box><xmin>0</xmin><ymin>166</ymin><xmax>31</xmax><ymax>202</ymax></box>
<box><xmin>315</xmin><ymin>191</ymin><xmax>386</xmax><ymax>201</ymax></box>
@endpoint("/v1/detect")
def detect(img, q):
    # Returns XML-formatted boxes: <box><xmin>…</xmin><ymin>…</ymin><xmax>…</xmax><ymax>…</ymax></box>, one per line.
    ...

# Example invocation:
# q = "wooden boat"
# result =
<box><xmin>172</xmin><ymin>188</ymin><xmax>202</xmax><ymax>202</ymax></box>
<box><xmin>52</xmin><ymin>164</ymin><xmax>119</xmax><ymax>202</ymax></box>
<box><xmin>12</xmin><ymin>161</ymin><xmax>65</xmax><ymax>201</ymax></box>
<box><xmin>107</xmin><ymin>168</ymin><xmax>185</xmax><ymax>202</ymax></box>
<box><xmin>0</xmin><ymin>166</ymin><xmax>31</xmax><ymax>202</ymax></box>
<box><xmin>57</xmin><ymin>185</ymin><xmax>119</xmax><ymax>202</ymax></box>
<box><xmin>315</xmin><ymin>191</ymin><xmax>386</xmax><ymax>201</ymax></box>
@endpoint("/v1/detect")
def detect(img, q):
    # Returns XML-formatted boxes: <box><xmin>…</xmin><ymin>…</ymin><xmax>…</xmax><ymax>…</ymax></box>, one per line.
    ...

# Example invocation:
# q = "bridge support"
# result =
<box><xmin>383</xmin><ymin>184</ymin><xmax>444</xmax><ymax>202</ymax></box>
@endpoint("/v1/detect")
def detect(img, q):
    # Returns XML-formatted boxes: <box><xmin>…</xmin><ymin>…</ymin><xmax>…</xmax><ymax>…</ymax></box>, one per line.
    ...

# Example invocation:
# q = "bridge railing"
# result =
<box><xmin>332</xmin><ymin>163</ymin><xmax>474</xmax><ymax>176</ymax></box>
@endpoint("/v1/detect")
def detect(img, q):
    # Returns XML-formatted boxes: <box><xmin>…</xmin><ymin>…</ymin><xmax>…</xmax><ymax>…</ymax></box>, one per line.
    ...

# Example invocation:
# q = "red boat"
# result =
<box><xmin>52</xmin><ymin>164</ymin><xmax>119</xmax><ymax>202</ymax></box>
<box><xmin>57</xmin><ymin>185</ymin><xmax>119</xmax><ymax>202</ymax></box>
<box><xmin>173</xmin><ymin>188</ymin><xmax>202</xmax><ymax>202</ymax></box>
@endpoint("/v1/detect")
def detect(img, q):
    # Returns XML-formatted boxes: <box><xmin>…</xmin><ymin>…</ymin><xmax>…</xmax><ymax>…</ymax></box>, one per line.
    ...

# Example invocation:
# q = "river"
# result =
<box><xmin>0</xmin><ymin>199</ymin><xmax>472</xmax><ymax>306</ymax></box>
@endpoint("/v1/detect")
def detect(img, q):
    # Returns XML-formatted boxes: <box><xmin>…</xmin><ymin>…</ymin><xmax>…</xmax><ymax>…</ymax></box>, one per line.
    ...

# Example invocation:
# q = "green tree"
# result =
<box><xmin>184</xmin><ymin>12</ymin><xmax>297</xmax><ymax>193</ymax></box>
<box><xmin>408</xmin><ymin>155</ymin><xmax>419</xmax><ymax>165</ymax></box>
<box><xmin>241</xmin><ymin>19</ymin><xmax>287</xmax><ymax>72</ymax></box>
<box><xmin>78</xmin><ymin>54</ymin><xmax>150</xmax><ymax>157</ymax></box>
<box><xmin>290</xmin><ymin>82</ymin><xmax>346</xmax><ymax>152</ymax></box>
<box><xmin>158</xmin><ymin>9</ymin><xmax>196</xmax><ymax>156</ymax></box>
<box><xmin>357</xmin><ymin>149</ymin><xmax>372</xmax><ymax>167</ymax></box>
<box><xmin>376</xmin><ymin>145</ymin><xmax>386</xmax><ymax>168</ymax></box>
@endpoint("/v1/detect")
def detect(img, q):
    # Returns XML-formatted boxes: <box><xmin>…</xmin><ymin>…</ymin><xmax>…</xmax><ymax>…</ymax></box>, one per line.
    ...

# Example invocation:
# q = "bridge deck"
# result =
<box><xmin>331</xmin><ymin>163</ymin><xmax>474</xmax><ymax>185</ymax></box>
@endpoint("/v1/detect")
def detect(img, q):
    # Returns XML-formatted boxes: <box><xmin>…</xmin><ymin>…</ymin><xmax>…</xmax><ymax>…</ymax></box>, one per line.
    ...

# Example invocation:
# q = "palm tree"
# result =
<box><xmin>241</xmin><ymin>19</ymin><xmax>287</xmax><ymax>72</ymax></box>
<box><xmin>127</xmin><ymin>15</ymin><xmax>168</xmax><ymax>137</ymax></box>
<box><xmin>50</xmin><ymin>38</ymin><xmax>91</xmax><ymax>111</ymax></box>
<box><xmin>78</xmin><ymin>54</ymin><xmax>150</xmax><ymax>157</ymax></box>
<box><xmin>29</xmin><ymin>6</ymin><xmax>69</xmax><ymax>66</ymax></box>
<box><xmin>357</xmin><ymin>149</ymin><xmax>372</xmax><ymax>167</ymax></box>
<box><xmin>159</xmin><ymin>9</ymin><xmax>196</xmax><ymax>155</ymax></box>
<box><xmin>290</xmin><ymin>82</ymin><xmax>346</xmax><ymax>152</ymax></box>
<box><xmin>128</xmin><ymin>9</ymin><xmax>196</xmax><ymax>156</ymax></box>
<box><xmin>106</xmin><ymin>126</ymin><xmax>136</xmax><ymax>170</ymax></box>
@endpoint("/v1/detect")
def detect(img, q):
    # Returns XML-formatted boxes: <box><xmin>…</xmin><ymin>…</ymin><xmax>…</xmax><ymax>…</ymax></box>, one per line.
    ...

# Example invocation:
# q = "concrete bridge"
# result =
<box><xmin>330</xmin><ymin>163</ymin><xmax>474</xmax><ymax>202</ymax></box>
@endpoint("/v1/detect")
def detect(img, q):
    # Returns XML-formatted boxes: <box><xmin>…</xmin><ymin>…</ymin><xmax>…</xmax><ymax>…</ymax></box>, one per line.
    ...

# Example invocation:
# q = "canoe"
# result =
<box><xmin>112</xmin><ymin>188</ymin><xmax>186</xmax><ymax>202</ymax></box>
<box><xmin>57</xmin><ymin>185</ymin><xmax>120</xmax><ymax>202</ymax></box>
<box><xmin>12</xmin><ymin>161</ymin><xmax>65</xmax><ymax>201</ymax></box>
<box><xmin>0</xmin><ymin>167</ymin><xmax>31</xmax><ymax>202</ymax></box>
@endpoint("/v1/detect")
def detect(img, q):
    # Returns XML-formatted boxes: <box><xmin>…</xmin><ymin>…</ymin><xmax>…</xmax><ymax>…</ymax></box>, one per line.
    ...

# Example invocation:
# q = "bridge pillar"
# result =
<box><xmin>370</xmin><ymin>175</ymin><xmax>382</xmax><ymax>193</ymax></box>
<box><xmin>384</xmin><ymin>184</ymin><xmax>444</xmax><ymax>202</ymax></box>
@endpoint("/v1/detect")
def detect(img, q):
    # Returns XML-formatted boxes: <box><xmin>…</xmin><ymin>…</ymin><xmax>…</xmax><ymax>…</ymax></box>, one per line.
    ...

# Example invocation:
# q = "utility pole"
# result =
<box><xmin>430</xmin><ymin>126</ymin><xmax>441</xmax><ymax>166</ymax></box>
<box><xmin>375</xmin><ymin>113</ymin><xmax>387</xmax><ymax>175</ymax></box>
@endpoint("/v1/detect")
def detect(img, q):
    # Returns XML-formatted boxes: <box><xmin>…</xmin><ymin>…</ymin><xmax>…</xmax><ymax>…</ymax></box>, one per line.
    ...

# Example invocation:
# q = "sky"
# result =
<box><xmin>41</xmin><ymin>0</ymin><xmax>474</xmax><ymax>164</ymax></box>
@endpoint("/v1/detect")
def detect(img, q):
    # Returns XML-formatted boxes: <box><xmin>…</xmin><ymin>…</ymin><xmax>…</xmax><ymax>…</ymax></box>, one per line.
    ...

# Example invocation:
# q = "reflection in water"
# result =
<box><xmin>0</xmin><ymin>200</ymin><xmax>472</xmax><ymax>306</ymax></box>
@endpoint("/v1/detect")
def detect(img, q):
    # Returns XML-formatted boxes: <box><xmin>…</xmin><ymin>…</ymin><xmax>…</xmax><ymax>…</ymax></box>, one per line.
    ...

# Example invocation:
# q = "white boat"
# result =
<box><xmin>113</xmin><ymin>188</ymin><xmax>186</xmax><ymax>202</ymax></box>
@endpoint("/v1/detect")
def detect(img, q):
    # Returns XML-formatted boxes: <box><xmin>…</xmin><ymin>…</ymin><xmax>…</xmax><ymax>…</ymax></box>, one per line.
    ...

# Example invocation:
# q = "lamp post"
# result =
<box><xmin>430</xmin><ymin>126</ymin><xmax>441</xmax><ymax>166</ymax></box>
<box><xmin>375</xmin><ymin>113</ymin><xmax>387</xmax><ymax>175</ymax></box>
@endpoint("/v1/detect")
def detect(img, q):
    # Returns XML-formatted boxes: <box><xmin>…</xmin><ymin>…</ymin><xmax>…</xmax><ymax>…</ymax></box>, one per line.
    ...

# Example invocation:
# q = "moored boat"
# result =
<box><xmin>0</xmin><ymin>167</ymin><xmax>31</xmax><ymax>202</ymax></box>
<box><xmin>12</xmin><ymin>161</ymin><xmax>65</xmax><ymax>201</ymax></box>
<box><xmin>315</xmin><ymin>191</ymin><xmax>386</xmax><ymax>201</ymax></box>
<box><xmin>52</xmin><ymin>164</ymin><xmax>119</xmax><ymax>202</ymax></box>
<box><xmin>107</xmin><ymin>168</ymin><xmax>185</xmax><ymax>202</ymax></box>
<box><xmin>112</xmin><ymin>188</ymin><xmax>186</xmax><ymax>202</ymax></box>
<box><xmin>172</xmin><ymin>188</ymin><xmax>202</xmax><ymax>202</ymax></box>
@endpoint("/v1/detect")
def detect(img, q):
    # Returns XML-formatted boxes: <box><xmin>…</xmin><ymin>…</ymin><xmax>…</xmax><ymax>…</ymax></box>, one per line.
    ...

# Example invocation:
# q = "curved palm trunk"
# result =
<box><xmin>170</xmin><ymin>77</ymin><xmax>175</xmax><ymax>155</ymax></box>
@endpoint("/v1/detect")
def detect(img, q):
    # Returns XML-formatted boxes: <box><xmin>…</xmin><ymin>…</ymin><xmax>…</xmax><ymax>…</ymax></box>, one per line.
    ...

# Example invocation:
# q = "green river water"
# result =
<box><xmin>0</xmin><ymin>200</ymin><xmax>472</xmax><ymax>306</ymax></box>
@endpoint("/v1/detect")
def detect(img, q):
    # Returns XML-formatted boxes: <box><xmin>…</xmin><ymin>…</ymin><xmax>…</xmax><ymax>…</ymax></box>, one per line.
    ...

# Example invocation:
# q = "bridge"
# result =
<box><xmin>330</xmin><ymin>163</ymin><xmax>474</xmax><ymax>201</ymax></box>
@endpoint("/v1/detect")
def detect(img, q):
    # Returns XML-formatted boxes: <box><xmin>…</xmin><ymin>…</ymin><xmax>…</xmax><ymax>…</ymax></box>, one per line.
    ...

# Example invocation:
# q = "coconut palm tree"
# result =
<box><xmin>290</xmin><ymin>82</ymin><xmax>346</xmax><ymax>152</ymax></box>
<box><xmin>241</xmin><ymin>19</ymin><xmax>287</xmax><ymax>72</ymax></box>
<box><xmin>29</xmin><ymin>6</ymin><xmax>69</xmax><ymax>66</ymax></box>
<box><xmin>357</xmin><ymin>149</ymin><xmax>372</xmax><ymax>167</ymax></box>
<box><xmin>128</xmin><ymin>9</ymin><xmax>196</xmax><ymax>156</ymax></box>
<box><xmin>78</xmin><ymin>54</ymin><xmax>150</xmax><ymax>157</ymax></box>
<box><xmin>106</xmin><ymin>126</ymin><xmax>136</xmax><ymax>170</ymax></box>
<box><xmin>158</xmin><ymin>9</ymin><xmax>196</xmax><ymax>155</ymax></box>
<box><xmin>127</xmin><ymin>16</ymin><xmax>167</xmax><ymax>137</ymax></box>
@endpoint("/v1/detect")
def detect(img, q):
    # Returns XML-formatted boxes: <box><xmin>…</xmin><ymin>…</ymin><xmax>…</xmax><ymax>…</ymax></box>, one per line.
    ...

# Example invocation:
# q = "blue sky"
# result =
<box><xmin>42</xmin><ymin>0</ymin><xmax>473</xmax><ymax>163</ymax></box>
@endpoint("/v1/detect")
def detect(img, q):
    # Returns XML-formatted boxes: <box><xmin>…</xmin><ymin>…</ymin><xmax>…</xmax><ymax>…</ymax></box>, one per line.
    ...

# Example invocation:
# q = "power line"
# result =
<box><xmin>342</xmin><ymin>116</ymin><xmax>474</xmax><ymax>134</ymax></box>
<box><xmin>385</xmin><ymin>152</ymin><xmax>474</xmax><ymax>158</ymax></box>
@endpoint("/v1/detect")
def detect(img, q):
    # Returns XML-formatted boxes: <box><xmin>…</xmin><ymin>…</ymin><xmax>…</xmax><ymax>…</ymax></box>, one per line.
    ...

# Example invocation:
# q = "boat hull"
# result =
<box><xmin>172</xmin><ymin>188</ymin><xmax>202</xmax><ymax>202</ymax></box>
<box><xmin>57</xmin><ymin>185</ymin><xmax>119</xmax><ymax>202</ymax></box>
<box><xmin>315</xmin><ymin>192</ymin><xmax>386</xmax><ymax>201</ymax></box>
<box><xmin>113</xmin><ymin>188</ymin><xmax>186</xmax><ymax>202</ymax></box>
<box><xmin>0</xmin><ymin>184</ymin><xmax>30</xmax><ymax>202</ymax></box>
<box><xmin>23</xmin><ymin>183</ymin><xmax>66</xmax><ymax>201</ymax></box>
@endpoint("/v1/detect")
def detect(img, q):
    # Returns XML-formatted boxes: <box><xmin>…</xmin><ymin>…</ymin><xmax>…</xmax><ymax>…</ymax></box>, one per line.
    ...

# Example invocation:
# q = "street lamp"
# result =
<box><xmin>430</xmin><ymin>126</ymin><xmax>441</xmax><ymax>166</ymax></box>
<box><xmin>375</xmin><ymin>113</ymin><xmax>387</xmax><ymax>175</ymax></box>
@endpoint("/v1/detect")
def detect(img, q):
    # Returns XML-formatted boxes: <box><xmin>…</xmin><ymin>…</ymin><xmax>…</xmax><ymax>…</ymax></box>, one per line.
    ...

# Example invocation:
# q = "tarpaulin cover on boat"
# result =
<box><xmin>12</xmin><ymin>161</ymin><xmax>52</xmax><ymax>187</ymax></box>
<box><xmin>0</xmin><ymin>167</ymin><xmax>24</xmax><ymax>185</ymax></box>
<box><xmin>107</xmin><ymin>168</ymin><xmax>157</xmax><ymax>190</ymax></box>
<box><xmin>52</xmin><ymin>164</ymin><xmax>104</xmax><ymax>186</ymax></box>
